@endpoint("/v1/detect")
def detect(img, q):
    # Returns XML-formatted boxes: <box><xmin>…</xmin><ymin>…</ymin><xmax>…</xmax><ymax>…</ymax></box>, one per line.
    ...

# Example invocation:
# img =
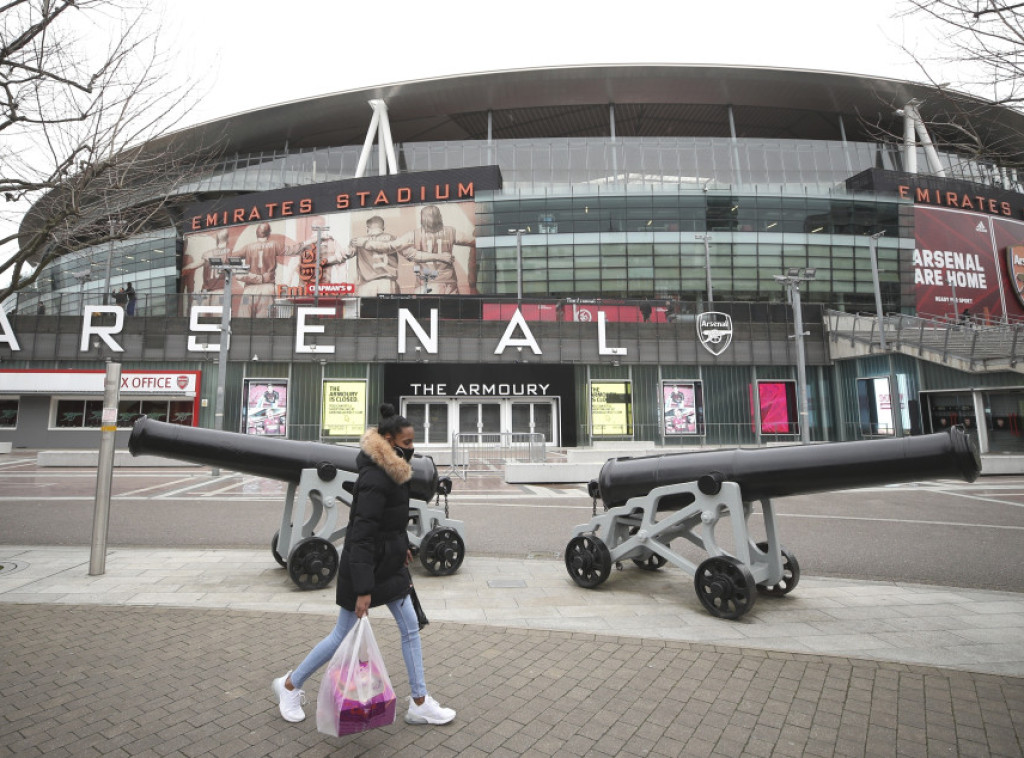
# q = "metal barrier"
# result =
<box><xmin>827</xmin><ymin>310</ymin><xmax>1024</xmax><ymax>373</ymax></box>
<box><xmin>449</xmin><ymin>431</ymin><xmax>547</xmax><ymax>479</ymax></box>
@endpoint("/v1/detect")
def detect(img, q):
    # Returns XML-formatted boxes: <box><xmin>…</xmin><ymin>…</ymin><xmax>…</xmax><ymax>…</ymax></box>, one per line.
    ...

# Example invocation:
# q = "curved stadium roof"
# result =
<box><xmin>157</xmin><ymin>64</ymin><xmax>1024</xmax><ymax>156</ymax></box>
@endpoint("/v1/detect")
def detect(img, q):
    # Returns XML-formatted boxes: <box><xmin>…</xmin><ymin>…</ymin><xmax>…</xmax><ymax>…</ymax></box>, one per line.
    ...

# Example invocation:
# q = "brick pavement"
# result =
<box><xmin>2</xmin><ymin>603</ymin><xmax>1022</xmax><ymax>757</ymax></box>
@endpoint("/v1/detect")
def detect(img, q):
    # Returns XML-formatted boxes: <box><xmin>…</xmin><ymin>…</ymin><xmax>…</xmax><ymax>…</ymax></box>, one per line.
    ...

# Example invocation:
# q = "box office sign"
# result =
<box><xmin>322</xmin><ymin>380</ymin><xmax>367</xmax><ymax>438</ymax></box>
<box><xmin>0</xmin><ymin>369</ymin><xmax>199</xmax><ymax>396</ymax></box>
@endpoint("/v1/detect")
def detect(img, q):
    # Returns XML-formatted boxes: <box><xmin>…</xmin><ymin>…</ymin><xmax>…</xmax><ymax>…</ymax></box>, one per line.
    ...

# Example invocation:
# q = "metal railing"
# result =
<box><xmin>448</xmin><ymin>432</ymin><xmax>547</xmax><ymax>479</ymax></box>
<box><xmin>827</xmin><ymin>310</ymin><xmax>1024</xmax><ymax>373</ymax></box>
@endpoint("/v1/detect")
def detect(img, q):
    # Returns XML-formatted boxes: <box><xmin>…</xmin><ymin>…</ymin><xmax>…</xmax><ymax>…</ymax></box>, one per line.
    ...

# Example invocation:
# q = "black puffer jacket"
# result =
<box><xmin>336</xmin><ymin>428</ymin><xmax>412</xmax><ymax>611</ymax></box>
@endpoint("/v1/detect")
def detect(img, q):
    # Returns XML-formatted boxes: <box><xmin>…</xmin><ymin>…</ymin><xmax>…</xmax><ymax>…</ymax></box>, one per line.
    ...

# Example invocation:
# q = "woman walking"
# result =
<box><xmin>272</xmin><ymin>404</ymin><xmax>455</xmax><ymax>726</ymax></box>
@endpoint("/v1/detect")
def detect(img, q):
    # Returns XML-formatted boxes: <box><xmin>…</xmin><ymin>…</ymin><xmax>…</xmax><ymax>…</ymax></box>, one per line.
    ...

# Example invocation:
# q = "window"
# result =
<box><xmin>55</xmin><ymin>399</ymin><xmax>104</xmax><ymax>428</ymax></box>
<box><xmin>0</xmin><ymin>398</ymin><xmax>19</xmax><ymax>428</ymax></box>
<box><xmin>52</xmin><ymin>397</ymin><xmax>194</xmax><ymax>429</ymax></box>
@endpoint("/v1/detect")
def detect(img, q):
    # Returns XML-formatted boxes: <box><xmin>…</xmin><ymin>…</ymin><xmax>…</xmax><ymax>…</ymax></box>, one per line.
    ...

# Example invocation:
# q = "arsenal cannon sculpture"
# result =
<box><xmin>565</xmin><ymin>428</ymin><xmax>981</xmax><ymax>619</ymax></box>
<box><xmin>129</xmin><ymin>417</ymin><xmax>466</xmax><ymax>590</ymax></box>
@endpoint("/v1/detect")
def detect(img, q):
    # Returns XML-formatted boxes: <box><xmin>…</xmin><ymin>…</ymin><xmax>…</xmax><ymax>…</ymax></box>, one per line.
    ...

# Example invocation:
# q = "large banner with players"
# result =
<box><xmin>180</xmin><ymin>167</ymin><xmax>500</xmax><ymax>316</ymax></box>
<box><xmin>847</xmin><ymin>169</ymin><xmax>1024</xmax><ymax>322</ymax></box>
<box><xmin>914</xmin><ymin>206</ymin><xmax>1024</xmax><ymax>320</ymax></box>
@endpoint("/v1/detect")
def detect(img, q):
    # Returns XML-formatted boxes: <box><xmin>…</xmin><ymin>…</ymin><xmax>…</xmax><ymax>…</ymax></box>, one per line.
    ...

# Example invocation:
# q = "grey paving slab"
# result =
<box><xmin>3</xmin><ymin>544</ymin><xmax>1024</xmax><ymax>678</ymax></box>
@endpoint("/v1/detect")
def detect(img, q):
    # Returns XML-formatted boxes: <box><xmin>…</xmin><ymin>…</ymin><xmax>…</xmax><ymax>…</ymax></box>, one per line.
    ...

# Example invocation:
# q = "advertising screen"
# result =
<box><xmin>322</xmin><ymin>380</ymin><xmax>367</xmax><ymax>438</ymax></box>
<box><xmin>590</xmin><ymin>381</ymin><xmax>632</xmax><ymax>437</ymax></box>
<box><xmin>753</xmin><ymin>381</ymin><xmax>798</xmax><ymax>435</ymax></box>
<box><xmin>243</xmin><ymin>379</ymin><xmax>288</xmax><ymax>435</ymax></box>
<box><xmin>662</xmin><ymin>381</ymin><xmax>703</xmax><ymax>436</ymax></box>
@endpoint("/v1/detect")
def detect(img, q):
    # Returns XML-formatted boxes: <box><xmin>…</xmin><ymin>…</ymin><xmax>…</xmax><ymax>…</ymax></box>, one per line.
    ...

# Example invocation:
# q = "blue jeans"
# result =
<box><xmin>290</xmin><ymin>595</ymin><xmax>426</xmax><ymax>699</ymax></box>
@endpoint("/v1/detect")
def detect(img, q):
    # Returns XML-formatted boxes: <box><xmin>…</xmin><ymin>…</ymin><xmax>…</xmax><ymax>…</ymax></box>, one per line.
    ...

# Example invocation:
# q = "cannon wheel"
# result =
<box><xmin>754</xmin><ymin>541</ymin><xmax>800</xmax><ymax>596</ymax></box>
<box><xmin>419</xmin><ymin>527</ymin><xmax>465</xmax><ymax>576</ymax></box>
<box><xmin>632</xmin><ymin>554</ymin><xmax>668</xmax><ymax>571</ymax></box>
<box><xmin>270</xmin><ymin>531</ymin><xmax>287</xmax><ymax>568</ymax></box>
<box><xmin>694</xmin><ymin>555</ymin><xmax>757</xmax><ymax>620</ymax></box>
<box><xmin>287</xmin><ymin>537</ymin><xmax>339</xmax><ymax>591</ymax></box>
<box><xmin>565</xmin><ymin>535</ymin><xmax>612</xmax><ymax>588</ymax></box>
<box><xmin>629</xmin><ymin>527</ymin><xmax>667</xmax><ymax>571</ymax></box>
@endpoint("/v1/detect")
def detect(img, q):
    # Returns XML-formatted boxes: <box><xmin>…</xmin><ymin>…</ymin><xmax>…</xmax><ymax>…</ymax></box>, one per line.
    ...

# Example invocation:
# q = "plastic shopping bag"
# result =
<box><xmin>316</xmin><ymin>617</ymin><xmax>397</xmax><ymax>737</ymax></box>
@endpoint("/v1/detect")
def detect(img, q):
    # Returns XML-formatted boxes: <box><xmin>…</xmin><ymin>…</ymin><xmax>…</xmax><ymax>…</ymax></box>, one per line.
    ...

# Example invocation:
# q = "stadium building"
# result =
<box><xmin>2</xmin><ymin>65</ymin><xmax>1023</xmax><ymax>464</ymax></box>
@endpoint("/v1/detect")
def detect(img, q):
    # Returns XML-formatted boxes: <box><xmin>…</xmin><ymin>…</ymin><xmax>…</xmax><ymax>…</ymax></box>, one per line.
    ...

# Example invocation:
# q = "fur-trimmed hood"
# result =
<box><xmin>360</xmin><ymin>427</ymin><xmax>413</xmax><ymax>485</ymax></box>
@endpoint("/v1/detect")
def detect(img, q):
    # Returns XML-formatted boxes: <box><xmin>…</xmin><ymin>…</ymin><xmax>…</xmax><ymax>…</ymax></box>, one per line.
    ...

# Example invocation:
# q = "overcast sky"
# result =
<box><xmin>2</xmin><ymin>1</ymin><xmax>955</xmax><ymax>291</ymax></box>
<box><xmin>160</xmin><ymin>0</ymin><xmax>947</xmax><ymax>130</ymax></box>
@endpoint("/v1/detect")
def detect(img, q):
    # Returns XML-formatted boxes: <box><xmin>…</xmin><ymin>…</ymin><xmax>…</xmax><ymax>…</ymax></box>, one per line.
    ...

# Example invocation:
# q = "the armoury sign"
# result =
<box><xmin>697</xmin><ymin>312</ymin><xmax>733</xmax><ymax>356</ymax></box>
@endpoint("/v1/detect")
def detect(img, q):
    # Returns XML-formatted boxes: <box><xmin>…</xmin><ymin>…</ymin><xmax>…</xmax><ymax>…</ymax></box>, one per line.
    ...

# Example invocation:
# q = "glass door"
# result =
<box><xmin>405</xmin><ymin>401</ymin><xmax>450</xmax><ymax>445</ymax></box>
<box><xmin>511</xmin><ymin>401</ymin><xmax>555</xmax><ymax>443</ymax></box>
<box><xmin>459</xmin><ymin>402</ymin><xmax>501</xmax><ymax>443</ymax></box>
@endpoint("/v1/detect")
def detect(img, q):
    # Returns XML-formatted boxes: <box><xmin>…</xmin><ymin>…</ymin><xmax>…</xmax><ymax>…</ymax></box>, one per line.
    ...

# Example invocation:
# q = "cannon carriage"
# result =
<box><xmin>566</xmin><ymin>428</ymin><xmax>981</xmax><ymax>619</ymax></box>
<box><xmin>129</xmin><ymin>418</ymin><xmax>466</xmax><ymax>590</ymax></box>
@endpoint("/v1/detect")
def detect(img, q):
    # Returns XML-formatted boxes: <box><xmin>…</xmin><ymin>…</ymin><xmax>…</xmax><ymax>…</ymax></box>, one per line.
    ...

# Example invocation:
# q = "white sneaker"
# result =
<box><xmin>272</xmin><ymin>671</ymin><xmax>306</xmax><ymax>723</ymax></box>
<box><xmin>404</xmin><ymin>694</ymin><xmax>456</xmax><ymax>725</ymax></box>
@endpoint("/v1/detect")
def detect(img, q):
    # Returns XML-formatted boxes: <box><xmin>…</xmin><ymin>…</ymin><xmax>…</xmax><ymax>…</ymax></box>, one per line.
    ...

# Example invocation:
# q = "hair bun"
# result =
<box><xmin>379</xmin><ymin>403</ymin><xmax>397</xmax><ymax>419</ymax></box>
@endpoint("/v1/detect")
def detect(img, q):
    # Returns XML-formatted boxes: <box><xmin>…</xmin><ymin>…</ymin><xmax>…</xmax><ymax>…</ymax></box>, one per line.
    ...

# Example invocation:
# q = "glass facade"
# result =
<box><xmin>27</xmin><ymin>230</ymin><xmax>178</xmax><ymax>317</ymax></box>
<box><xmin>18</xmin><ymin>130</ymin><xmax>1016</xmax><ymax>316</ymax></box>
<box><xmin>176</xmin><ymin>136</ymin><xmax>1023</xmax><ymax>196</ymax></box>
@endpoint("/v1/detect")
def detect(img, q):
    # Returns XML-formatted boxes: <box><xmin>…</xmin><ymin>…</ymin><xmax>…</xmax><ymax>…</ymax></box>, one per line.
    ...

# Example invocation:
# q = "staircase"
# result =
<box><xmin>826</xmin><ymin>311</ymin><xmax>1024</xmax><ymax>374</ymax></box>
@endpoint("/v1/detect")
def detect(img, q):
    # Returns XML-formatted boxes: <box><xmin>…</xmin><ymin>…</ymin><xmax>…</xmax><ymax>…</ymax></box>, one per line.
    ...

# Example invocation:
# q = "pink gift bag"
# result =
<box><xmin>316</xmin><ymin>617</ymin><xmax>397</xmax><ymax>736</ymax></box>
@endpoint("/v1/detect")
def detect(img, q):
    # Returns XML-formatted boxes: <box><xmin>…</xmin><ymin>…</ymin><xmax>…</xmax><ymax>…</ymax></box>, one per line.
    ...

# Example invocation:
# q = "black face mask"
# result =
<box><xmin>395</xmin><ymin>445</ymin><xmax>415</xmax><ymax>463</ymax></box>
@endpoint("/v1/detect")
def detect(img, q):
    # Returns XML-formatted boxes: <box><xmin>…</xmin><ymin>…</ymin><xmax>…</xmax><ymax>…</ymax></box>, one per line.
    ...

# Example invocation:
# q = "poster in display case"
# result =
<box><xmin>662</xmin><ymin>381</ymin><xmax>704</xmax><ymax>436</ymax></box>
<box><xmin>590</xmin><ymin>381</ymin><xmax>633</xmax><ymax>437</ymax></box>
<box><xmin>243</xmin><ymin>379</ymin><xmax>288</xmax><ymax>435</ymax></box>
<box><xmin>322</xmin><ymin>380</ymin><xmax>367</xmax><ymax>438</ymax></box>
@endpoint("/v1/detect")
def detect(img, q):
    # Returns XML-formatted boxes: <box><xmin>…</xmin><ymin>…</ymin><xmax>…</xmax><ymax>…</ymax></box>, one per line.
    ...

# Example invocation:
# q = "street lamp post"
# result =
<box><xmin>207</xmin><ymin>256</ymin><xmax>250</xmax><ymax>476</ymax></box>
<box><xmin>508</xmin><ymin>228</ymin><xmax>527</xmax><ymax>300</ymax></box>
<box><xmin>312</xmin><ymin>225</ymin><xmax>329</xmax><ymax>307</ymax></box>
<box><xmin>695</xmin><ymin>233</ymin><xmax>713</xmax><ymax>305</ymax></box>
<box><xmin>102</xmin><ymin>218</ymin><xmax>116</xmax><ymax>306</ymax></box>
<box><xmin>773</xmin><ymin>267</ymin><xmax>818</xmax><ymax>445</ymax></box>
<box><xmin>72</xmin><ymin>271</ymin><xmax>92</xmax><ymax>314</ymax></box>
<box><xmin>950</xmin><ymin>269</ymin><xmax>959</xmax><ymax>321</ymax></box>
<box><xmin>867</xmin><ymin>231</ymin><xmax>887</xmax><ymax>350</ymax></box>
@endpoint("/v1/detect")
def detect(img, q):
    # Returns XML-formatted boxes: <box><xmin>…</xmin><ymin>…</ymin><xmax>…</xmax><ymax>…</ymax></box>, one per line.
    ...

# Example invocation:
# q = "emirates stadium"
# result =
<box><xmin>2</xmin><ymin>64</ymin><xmax>1023</xmax><ymax>468</ymax></box>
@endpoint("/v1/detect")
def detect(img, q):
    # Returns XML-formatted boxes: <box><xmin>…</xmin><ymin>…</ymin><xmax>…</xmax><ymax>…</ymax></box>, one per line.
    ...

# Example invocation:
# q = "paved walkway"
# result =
<box><xmin>1</xmin><ymin>544</ymin><xmax>1023</xmax><ymax>756</ymax></box>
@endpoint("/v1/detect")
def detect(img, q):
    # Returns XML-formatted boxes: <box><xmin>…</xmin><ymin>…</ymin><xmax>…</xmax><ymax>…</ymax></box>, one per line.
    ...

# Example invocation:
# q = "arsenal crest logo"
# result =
<box><xmin>697</xmin><ymin>312</ymin><xmax>733</xmax><ymax>356</ymax></box>
<box><xmin>1008</xmin><ymin>246</ymin><xmax>1024</xmax><ymax>310</ymax></box>
<box><xmin>177</xmin><ymin>375</ymin><xmax>189</xmax><ymax>390</ymax></box>
<box><xmin>298</xmin><ymin>245</ymin><xmax>324</xmax><ymax>286</ymax></box>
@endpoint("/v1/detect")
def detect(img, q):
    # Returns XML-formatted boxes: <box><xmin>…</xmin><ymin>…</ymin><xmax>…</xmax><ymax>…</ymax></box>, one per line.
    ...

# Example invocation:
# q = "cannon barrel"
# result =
<box><xmin>129</xmin><ymin>417</ymin><xmax>439</xmax><ymax>502</ymax></box>
<box><xmin>594</xmin><ymin>427</ymin><xmax>980</xmax><ymax>509</ymax></box>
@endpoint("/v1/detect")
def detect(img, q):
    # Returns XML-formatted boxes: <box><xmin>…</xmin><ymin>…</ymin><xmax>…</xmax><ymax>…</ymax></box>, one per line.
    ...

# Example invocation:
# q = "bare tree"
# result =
<box><xmin>0</xmin><ymin>0</ymin><xmax>220</xmax><ymax>306</ymax></box>
<box><xmin>900</xmin><ymin>0</ymin><xmax>1024</xmax><ymax>109</ymax></box>
<box><xmin>867</xmin><ymin>1</ymin><xmax>1024</xmax><ymax>176</ymax></box>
